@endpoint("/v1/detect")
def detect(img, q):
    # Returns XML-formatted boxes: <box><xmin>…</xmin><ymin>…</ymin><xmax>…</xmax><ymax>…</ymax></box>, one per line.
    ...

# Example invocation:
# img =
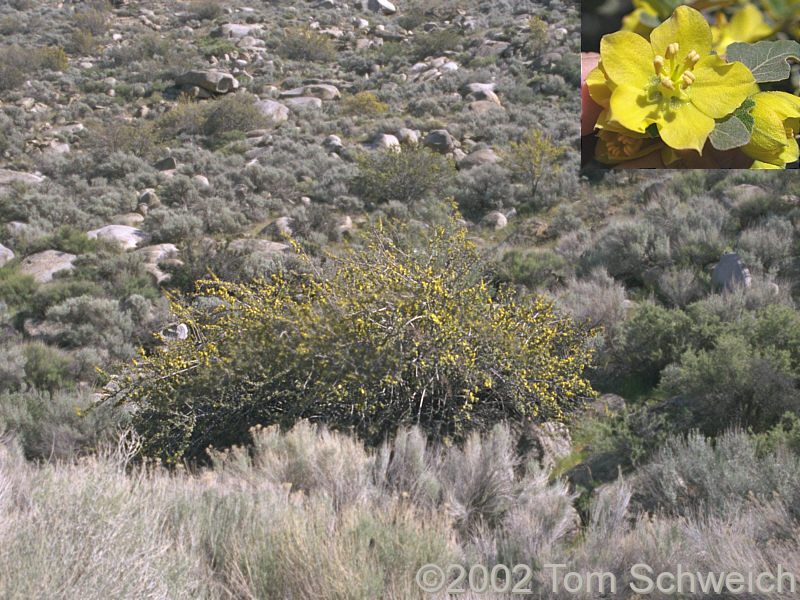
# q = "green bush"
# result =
<box><xmin>72</xmin><ymin>9</ymin><xmax>108</xmax><ymax>36</ymax></box>
<box><xmin>102</xmin><ymin>221</ymin><xmax>598</xmax><ymax>464</ymax></box>
<box><xmin>503</xmin><ymin>129</ymin><xmax>567</xmax><ymax>208</ymax></box>
<box><xmin>279</xmin><ymin>27</ymin><xmax>337</xmax><ymax>62</ymax></box>
<box><xmin>350</xmin><ymin>143</ymin><xmax>456</xmax><ymax>207</ymax></box>
<box><xmin>194</xmin><ymin>35</ymin><xmax>237</xmax><ymax>59</ymax></box>
<box><xmin>27</xmin><ymin>279</ymin><xmax>104</xmax><ymax>320</ymax></box>
<box><xmin>495</xmin><ymin>248</ymin><xmax>571</xmax><ymax>291</ymax></box>
<box><xmin>0</xmin><ymin>387</ymin><xmax>119</xmax><ymax>459</ymax></box>
<box><xmin>201</xmin><ymin>92</ymin><xmax>268</xmax><ymax>146</ymax></box>
<box><xmin>413</xmin><ymin>28</ymin><xmax>463</xmax><ymax>60</ymax></box>
<box><xmin>659</xmin><ymin>333</ymin><xmax>800</xmax><ymax>435</ymax></box>
<box><xmin>22</xmin><ymin>343</ymin><xmax>75</xmax><ymax>392</ymax></box>
<box><xmin>614</xmin><ymin>303</ymin><xmax>693</xmax><ymax>386</ymax></box>
<box><xmin>0</xmin><ymin>266</ymin><xmax>37</xmax><ymax>311</ymax></box>
<box><xmin>189</xmin><ymin>0</ymin><xmax>221</xmax><ymax>20</ymax></box>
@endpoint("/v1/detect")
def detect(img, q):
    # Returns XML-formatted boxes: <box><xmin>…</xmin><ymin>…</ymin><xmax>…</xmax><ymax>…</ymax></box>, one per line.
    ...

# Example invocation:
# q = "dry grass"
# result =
<box><xmin>1</xmin><ymin>423</ymin><xmax>800</xmax><ymax>599</ymax></box>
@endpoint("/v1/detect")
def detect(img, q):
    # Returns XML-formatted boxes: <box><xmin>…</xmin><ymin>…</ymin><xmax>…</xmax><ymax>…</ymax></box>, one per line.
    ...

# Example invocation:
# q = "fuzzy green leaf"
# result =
<box><xmin>726</xmin><ymin>40</ymin><xmax>800</xmax><ymax>83</ymax></box>
<box><xmin>709</xmin><ymin>98</ymin><xmax>755</xmax><ymax>151</ymax></box>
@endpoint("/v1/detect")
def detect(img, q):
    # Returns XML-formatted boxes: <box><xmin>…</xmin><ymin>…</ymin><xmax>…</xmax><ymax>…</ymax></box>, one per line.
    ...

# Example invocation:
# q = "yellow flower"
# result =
<box><xmin>589</xmin><ymin>5</ymin><xmax>758</xmax><ymax>153</ymax></box>
<box><xmin>711</xmin><ymin>5</ymin><xmax>774</xmax><ymax>55</ymax></box>
<box><xmin>742</xmin><ymin>91</ymin><xmax>800</xmax><ymax>167</ymax></box>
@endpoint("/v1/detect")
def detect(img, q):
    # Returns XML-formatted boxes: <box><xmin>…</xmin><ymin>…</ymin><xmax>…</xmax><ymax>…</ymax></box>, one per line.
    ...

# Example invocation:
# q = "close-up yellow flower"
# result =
<box><xmin>742</xmin><ymin>90</ymin><xmax>800</xmax><ymax>166</ymax></box>
<box><xmin>589</xmin><ymin>5</ymin><xmax>758</xmax><ymax>153</ymax></box>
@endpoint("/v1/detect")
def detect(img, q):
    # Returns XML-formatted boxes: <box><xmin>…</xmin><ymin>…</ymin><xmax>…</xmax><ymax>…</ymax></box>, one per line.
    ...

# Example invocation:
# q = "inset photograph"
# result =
<box><xmin>582</xmin><ymin>0</ymin><xmax>800</xmax><ymax>168</ymax></box>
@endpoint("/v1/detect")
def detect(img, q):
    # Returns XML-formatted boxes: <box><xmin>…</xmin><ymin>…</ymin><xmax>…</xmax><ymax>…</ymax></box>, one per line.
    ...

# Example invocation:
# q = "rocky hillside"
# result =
<box><xmin>0</xmin><ymin>0</ymin><xmax>578</xmax><ymax>397</ymax></box>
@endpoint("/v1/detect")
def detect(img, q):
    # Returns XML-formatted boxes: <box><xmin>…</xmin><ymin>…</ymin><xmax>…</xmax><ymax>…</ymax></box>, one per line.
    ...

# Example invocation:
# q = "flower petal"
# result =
<box><xmin>689</xmin><ymin>55</ymin><xmax>756</xmax><ymax>118</ymax></box>
<box><xmin>756</xmin><ymin>91</ymin><xmax>800</xmax><ymax>120</ymax></box>
<box><xmin>650</xmin><ymin>5</ymin><xmax>712</xmax><ymax>63</ymax></box>
<box><xmin>657</xmin><ymin>100</ymin><xmax>715</xmax><ymax>152</ymax></box>
<box><xmin>750</xmin><ymin>159</ymin><xmax>783</xmax><ymax>169</ymax></box>
<box><xmin>728</xmin><ymin>4</ymin><xmax>774</xmax><ymax>42</ymax></box>
<box><xmin>600</xmin><ymin>31</ymin><xmax>654</xmax><ymax>89</ymax></box>
<box><xmin>586</xmin><ymin>63</ymin><xmax>613</xmax><ymax>108</ymax></box>
<box><xmin>608</xmin><ymin>84</ymin><xmax>659</xmax><ymax>133</ymax></box>
<box><xmin>742</xmin><ymin>97</ymin><xmax>787</xmax><ymax>165</ymax></box>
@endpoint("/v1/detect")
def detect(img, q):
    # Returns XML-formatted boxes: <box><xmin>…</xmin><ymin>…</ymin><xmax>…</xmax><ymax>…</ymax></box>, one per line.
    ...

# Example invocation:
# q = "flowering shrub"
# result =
<box><xmin>100</xmin><ymin>222</ymin><xmax>598</xmax><ymax>464</ymax></box>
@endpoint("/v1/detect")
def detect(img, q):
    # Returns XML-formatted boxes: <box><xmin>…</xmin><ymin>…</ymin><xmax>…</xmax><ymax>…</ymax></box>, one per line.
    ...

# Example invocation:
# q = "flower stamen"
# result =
<box><xmin>661</xmin><ymin>76</ymin><xmax>675</xmax><ymax>90</ymax></box>
<box><xmin>684</xmin><ymin>50</ymin><xmax>700</xmax><ymax>67</ymax></box>
<box><xmin>665</xmin><ymin>42</ymin><xmax>679</xmax><ymax>59</ymax></box>
<box><xmin>680</xmin><ymin>70</ymin><xmax>696</xmax><ymax>89</ymax></box>
<box><xmin>654</xmin><ymin>55</ymin><xmax>665</xmax><ymax>74</ymax></box>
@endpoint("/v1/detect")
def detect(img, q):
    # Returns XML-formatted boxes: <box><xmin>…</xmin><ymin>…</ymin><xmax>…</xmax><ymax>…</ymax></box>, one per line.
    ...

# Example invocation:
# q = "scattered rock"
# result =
<box><xmin>280</xmin><ymin>84</ymin><xmax>341</xmax><ymax>101</ymax></box>
<box><xmin>154</xmin><ymin>156</ymin><xmax>177</xmax><ymax>171</ymax></box>
<box><xmin>87</xmin><ymin>225</ymin><xmax>151</xmax><ymax>250</ymax></box>
<box><xmin>215</xmin><ymin>23</ymin><xmax>264</xmax><ymax>38</ymax></box>
<box><xmin>335</xmin><ymin>215</ymin><xmax>354</xmax><ymax>236</ymax></box>
<box><xmin>712</xmin><ymin>253</ymin><xmax>752</xmax><ymax>291</ymax></box>
<box><xmin>260</xmin><ymin>217</ymin><xmax>294</xmax><ymax>238</ymax></box>
<box><xmin>137</xmin><ymin>243</ymin><xmax>180</xmax><ymax>284</ymax></box>
<box><xmin>422</xmin><ymin>129</ymin><xmax>458</xmax><ymax>153</ymax></box>
<box><xmin>372</xmin><ymin>133</ymin><xmax>400</xmax><ymax>150</ymax></box>
<box><xmin>466</xmin><ymin>89</ymin><xmax>501</xmax><ymax>105</ymax></box>
<box><xmin>464</xmin><ymin>82</ymin><xmax>496</xmax><ymax>94</ymax></box>
<box><xmin>175</xmin><ymin>70</ymin><xmax>239</xmax><ymax>94</ymax></box>
<box><xmin>481</xmin><ymin>210</ymin><xmax>507</xmax><ymax>230</ymax></box>
<box><xmin>0</xmin><ymin>169</ymin><xmax>45</xmax><ymax>187</ymax></box>
<box><xmin>475</xmin><ymin>40</ymin><xmax>510</xmax><ymax>58</ymax></box>
<box><xmin>365</xmin><ymin>0</ymin><xmax>397</xmax><ymax>15</ymax></box>
<box><xmin>138</xmin><ymin>189</ymin><xmax>161</xmax><ymax>208</ymax></box>
<box><xmin>517</xmin><ymin>421</ymin><xmax>572</xmax><ymax>472</ymax></box>
<box><xmin>111</xmin><ymin>212</ymin><xmax>146</xmax><ymax>227</ymax></box>
<box><xmin>457</xmin><ymin>148</ymin><xmax>501</xmax><ymax>170</ymax></box>
<box><xmin>323</xmin><ymin>134</ymin><xmax>344</xmax><ymax>152</ymax></box>
<box><xmin>284</xmin><ymin>96</ymin><xmax>323</xmax><ymax>109</ymax></box>
<box><xmin>162</xmin><ymin>323</ymin><xmax>189</xmax><ymax>342</ymax></box>
<box><xmin>395</xmin><ymin>128</ymin><xmax>420</xmax><ymax>144</ymax></box>
<box><xmin>0</xmin><ymin>243</ymin><xmax>14</xmax><ymax>267</ymax></box>
<box><xmin>228</xmin><ymin>238</ymin><xmax>290</xmax><ymax>255</ymax></box>
<box><xmin>254</xmin><ymin>98</ymin><xmax>290</xmax><ymax>122</ymax></box>
<box><xmin>18</xmin><ymin>250</ymin><xmax>76</xmax><ymax>283</ymax></box>
<box><xmin>192</xmin><ymin>174</ymin><xmax>211</xmax><ymax>188</ymax></box>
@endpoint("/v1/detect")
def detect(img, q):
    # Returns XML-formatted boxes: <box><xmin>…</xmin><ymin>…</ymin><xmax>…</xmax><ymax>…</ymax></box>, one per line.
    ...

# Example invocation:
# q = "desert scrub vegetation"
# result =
<box><xmin>101</xmin><ymin>220</ymin><xmax>598</xmax><ymax>464</ymax></box>
<box><xmin>340</xmin><ymin>91</ymin><xmax>389</xmax><ymax>116</ymax></box>
<box><xmin>350</xmin><ymin>143</ymin><xmax>456</xmax><ymax>208</ymax></box>
<box><xmin>3</xmin><ymin>421</ymin><xmax>800</xmax><ymax>599</ymax></box>
<box><xmin>0</xmin><ymin>45</ymin><xmax>68</xmax><ymax>91</ymax></box>
<box><xmin>503</xmin><ymin>129</ymin><xmax>567</xmax><ymax>210</ymax></box>
<box><xmin>278</xmin><ymin>26</ymin><xmax>338</xmax><ymax>62</ymax></box>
